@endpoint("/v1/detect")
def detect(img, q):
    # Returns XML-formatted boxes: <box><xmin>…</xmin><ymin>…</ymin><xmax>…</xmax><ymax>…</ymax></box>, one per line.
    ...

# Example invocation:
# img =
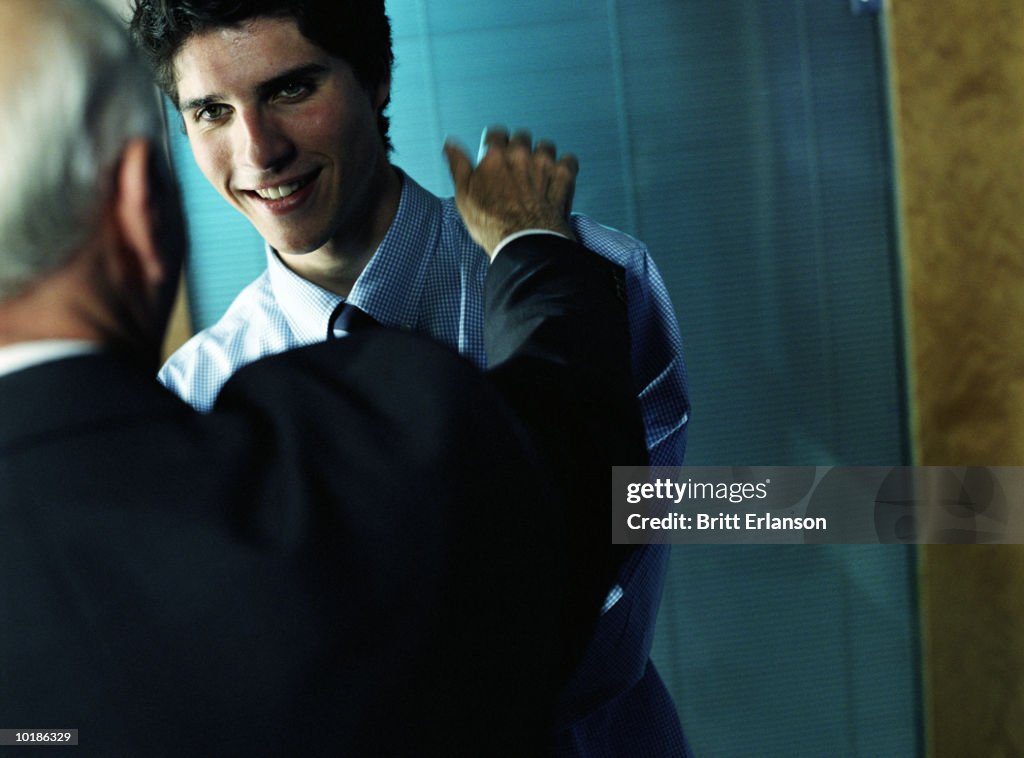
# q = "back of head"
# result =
<box><xmin>129</xmin><ymin>0</ymin><xmax>394</xmax><ymax>148</ymax></box>
<box><xmin>0</xmin><ymin>0</ymin><xmax>162</xmax><ymax>300</ymax></box>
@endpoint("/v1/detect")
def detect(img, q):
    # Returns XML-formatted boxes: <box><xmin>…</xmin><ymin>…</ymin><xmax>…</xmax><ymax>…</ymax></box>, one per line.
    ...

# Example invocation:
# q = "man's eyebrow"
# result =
<box><xmin>255</xmin><ymin>63</ymin><xmax>329</xmax><ymax>99</ymax></box>
<box><xmin>179</xmin><ymin>93</ymin><xmax>222</xmax><ymax>113</ymax></box>
<box><xmin>178</xmin><ymin>64</ymin><xmax>329</xmax><ymax>113</ymax></box>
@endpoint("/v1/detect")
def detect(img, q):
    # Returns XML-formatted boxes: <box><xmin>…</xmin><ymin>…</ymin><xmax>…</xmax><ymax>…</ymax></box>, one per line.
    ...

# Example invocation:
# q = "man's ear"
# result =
<box><xmin>373</xmin><ymin>74</ymin><xmax>391</xmax><ymax>113</ymax></box>
<box><xmin>112</xmin><ymin>137</ymin><xmax>172</xmax><ymax>291</ymax></box>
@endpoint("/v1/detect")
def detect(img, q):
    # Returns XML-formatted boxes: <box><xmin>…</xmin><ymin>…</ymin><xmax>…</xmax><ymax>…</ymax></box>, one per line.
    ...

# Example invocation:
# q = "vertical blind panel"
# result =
<box><xmin>651</xmin><ymin>545</ymin><xmax>920</xmax><ymax>757</ymax></box>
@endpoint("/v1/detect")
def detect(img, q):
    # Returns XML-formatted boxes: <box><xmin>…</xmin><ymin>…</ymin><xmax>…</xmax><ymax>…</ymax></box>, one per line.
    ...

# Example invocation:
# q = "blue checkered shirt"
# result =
<box><xmin>160</xmin><ymin>172</ymin><xmax>690</xmax><ymax>467</ymax></box>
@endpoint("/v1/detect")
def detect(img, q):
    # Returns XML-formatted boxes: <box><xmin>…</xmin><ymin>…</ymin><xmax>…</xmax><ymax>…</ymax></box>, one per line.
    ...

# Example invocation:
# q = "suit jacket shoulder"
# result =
<box><xmin>1</xmin><ymin>345</ymin><xmax>560</xmax><ymax>755</ymax></box>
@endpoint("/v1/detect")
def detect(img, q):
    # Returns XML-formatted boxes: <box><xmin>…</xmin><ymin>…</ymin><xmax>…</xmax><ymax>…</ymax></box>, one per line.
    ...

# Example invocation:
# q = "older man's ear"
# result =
<box><xmin>110</xmin><ymin>137</ymin><xmax>187</xmax><ymax>319</ymax></box>
<box><xmin>111</xmin><ymin>139</ymin><xmax>171</xmax><ymax>290</ymax></box>
<box><xmin>95</xmin><ymin>136</ymin><xmax>188</xmax><ymax>362</ymax></box>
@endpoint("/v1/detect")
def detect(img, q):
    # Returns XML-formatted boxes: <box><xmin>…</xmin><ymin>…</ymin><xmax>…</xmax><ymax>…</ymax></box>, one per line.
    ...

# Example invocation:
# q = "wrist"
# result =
<box><xmin>491</xmin><ymin>228</ymin><xmax>574</xmax><ymax>261</ymax></box>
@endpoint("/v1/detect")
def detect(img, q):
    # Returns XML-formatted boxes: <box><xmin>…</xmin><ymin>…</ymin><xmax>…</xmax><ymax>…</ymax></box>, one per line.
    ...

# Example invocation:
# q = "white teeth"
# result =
<box><xmin>255</xmin><ymin>181</ymin><xmax>301</xmax><ymax>200</ymax></box>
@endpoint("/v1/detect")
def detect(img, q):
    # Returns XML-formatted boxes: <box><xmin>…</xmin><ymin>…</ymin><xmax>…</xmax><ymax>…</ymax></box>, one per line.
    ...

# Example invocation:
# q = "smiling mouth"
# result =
<box><xmin>248</xmin><ymin>171</ymin><xmax>318</xmax><ymax>201</ymax></box>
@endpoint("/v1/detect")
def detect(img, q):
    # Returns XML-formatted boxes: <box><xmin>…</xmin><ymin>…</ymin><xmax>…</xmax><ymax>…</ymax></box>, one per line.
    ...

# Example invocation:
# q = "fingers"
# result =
<box><xmin>477</xmin><ymin>126</ymin><xmax>570</xmax><ymax>178</ymax></box>
<box><xmin>509</xmin><ymin>129</ymin><xmax>533</xmax><ymax>153</ymax></box>
<box><xmin>553</xmin><ymin>152</ymin><xmax>579</xmax><ymax>216</ymax></box>
<box><xmin>452</xmin><ymin>126</ymin><xmax>580</xmax><ymax>256</ymax></box>
<box><xmin>478</xmin><ymin>126</ymin><xmax>510</xmax><ymax>162</ymax></box>
<box><xmin>478</xmin><ymin>127</ymin><xmax>551</xmax><ymax>163</ymax></box>
<box><xmin>535</xmin><ymin>138</ymin><xmax>558</xmax><ymax>163</ymax></box>
<box><xmin>557</xmin><ymin>151</ymin><xmax>579</xmax><ymax>177</ymax></box>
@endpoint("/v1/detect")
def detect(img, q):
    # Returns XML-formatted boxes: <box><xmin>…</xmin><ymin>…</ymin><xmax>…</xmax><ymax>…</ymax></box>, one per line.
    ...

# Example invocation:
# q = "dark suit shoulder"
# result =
<box><xmin>0</xmin><ymin>338</ymin><xmax>561</xmax><ymax>754</ymax></box>
<box><xmin>0</xmin><ymin>353</ymin><xmax>189</xmax><ymax>453</ymax></box>
<box><xmin>217</xmin><ymin>328</ymin><xmax>532</xmax><ymax>469</ymax></box>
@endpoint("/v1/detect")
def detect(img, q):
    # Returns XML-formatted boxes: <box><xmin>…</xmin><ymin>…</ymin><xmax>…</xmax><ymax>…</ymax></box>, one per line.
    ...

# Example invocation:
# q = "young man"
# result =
<box><xmin>2</xmin><ymin>0</ymin><xmax>647</xmax><ymax>753</ymax></box>
<box><xmin>130</xmin><ymin>2</ymin><xmax>693</xmax><ymax>754</ymax></box>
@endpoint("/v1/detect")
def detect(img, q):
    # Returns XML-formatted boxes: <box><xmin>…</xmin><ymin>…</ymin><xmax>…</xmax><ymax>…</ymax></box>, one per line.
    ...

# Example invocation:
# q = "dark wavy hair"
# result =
<box><xmin>128</xmin><ymin>0</ymin><xmax>394</xmax><ymax>150</ymax></box>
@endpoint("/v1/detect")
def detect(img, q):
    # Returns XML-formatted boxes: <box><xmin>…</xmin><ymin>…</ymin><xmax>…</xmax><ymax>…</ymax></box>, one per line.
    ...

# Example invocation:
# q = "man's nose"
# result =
<box><xmin>236</xmin><ymin>109</ymin><xmax>295</xmax><ymax>171</ymax></box>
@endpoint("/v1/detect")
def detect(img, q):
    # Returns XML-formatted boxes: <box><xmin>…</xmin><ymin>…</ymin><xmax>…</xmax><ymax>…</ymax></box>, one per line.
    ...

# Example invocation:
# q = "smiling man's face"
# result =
<box><xmin>173</xmin><ymin>16</ymin><xmax>394</xmax><ymax>260</ymax></box>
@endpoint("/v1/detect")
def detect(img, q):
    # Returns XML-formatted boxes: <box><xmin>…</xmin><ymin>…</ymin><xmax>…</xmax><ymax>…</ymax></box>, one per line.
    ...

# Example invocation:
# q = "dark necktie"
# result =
<box><xmin>328</xmin><ymin>302</ymin><xmax>378</xmax><ymax>339</ymax></box>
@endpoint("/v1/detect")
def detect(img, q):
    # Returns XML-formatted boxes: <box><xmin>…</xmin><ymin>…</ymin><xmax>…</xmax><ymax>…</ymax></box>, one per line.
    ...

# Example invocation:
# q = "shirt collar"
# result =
<box><xmin>347</xmin><ymin>171</ymin><xmax>441</xmax><ymax>331</ymax></box>
<box><xmin>266</xmin><ymin>170</ymin><xmax>443</xmax><ymax>342</ymax></box>
<box><xmin>0</xmin><ymin>339</ymin><xmax>99</xmax><ymax>378</ymax></box>
<box><xmin>265</xmin><ymin>245</ymin><xmax>345</xmax><ymax>345</ymax></box>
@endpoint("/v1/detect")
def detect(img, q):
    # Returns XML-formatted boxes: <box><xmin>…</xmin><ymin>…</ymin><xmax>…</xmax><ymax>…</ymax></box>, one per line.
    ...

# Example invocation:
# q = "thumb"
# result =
<box><xmin>444</xmin><ymin>140</ymin><xmax>473</xmax><ymax>195</ymax></box>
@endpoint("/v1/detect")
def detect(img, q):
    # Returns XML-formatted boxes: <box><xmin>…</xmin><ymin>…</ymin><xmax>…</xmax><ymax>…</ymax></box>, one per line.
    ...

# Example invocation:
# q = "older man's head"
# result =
<box><xmin>0</xmin><ymin>0</ymin><xmax>183</xmax><ymax>362</ymax></box>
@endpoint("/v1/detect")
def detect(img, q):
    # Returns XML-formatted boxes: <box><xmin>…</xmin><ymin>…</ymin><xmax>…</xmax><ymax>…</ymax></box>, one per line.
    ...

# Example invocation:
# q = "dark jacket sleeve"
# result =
<box><xmin>483</xmin><ymin>234</ymin><xmax>648</xmax><ymax>662</ymax></box>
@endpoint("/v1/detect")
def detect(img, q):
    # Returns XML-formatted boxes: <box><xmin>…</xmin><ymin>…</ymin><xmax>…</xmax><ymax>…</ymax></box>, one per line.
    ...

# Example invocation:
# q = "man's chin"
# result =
<box><xmin>270</xmin><ymin>241</ymin><xmax>322</xmax><ymax>257</ymax></box>
<box><xmin>253</xmin><ymin>223</ymin><xmax>329</xmax><ymax>257</ymax></box>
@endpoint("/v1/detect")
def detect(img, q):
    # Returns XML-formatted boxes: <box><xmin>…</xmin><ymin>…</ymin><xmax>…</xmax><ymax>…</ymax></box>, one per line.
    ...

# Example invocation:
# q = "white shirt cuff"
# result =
<box><xmin>491</xmin><ymin>229</ymin><xmax>571</xmax><ymax>261</ymax></box>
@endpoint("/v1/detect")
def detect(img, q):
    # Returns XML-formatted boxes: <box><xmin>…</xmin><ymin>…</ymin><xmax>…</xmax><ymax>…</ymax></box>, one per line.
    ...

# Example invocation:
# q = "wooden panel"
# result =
<box><xmin>886</xmin><ymin>1</ymin><xmax>1024</xmax><ymax>755</ymax></box>
<box><xmin>917</xmin><ymin>544</ymin><xmax>1024</xmax><ymax>756</ymax></box>
<box><xmin>160</xmin><ymin>270</ymin><xmax>193</xmax><ymax>361</ymax></box>
<box><xmin>887</xmin><ymin>0</ymin><xmax>1024</xmax><ymax>464</ymax></box>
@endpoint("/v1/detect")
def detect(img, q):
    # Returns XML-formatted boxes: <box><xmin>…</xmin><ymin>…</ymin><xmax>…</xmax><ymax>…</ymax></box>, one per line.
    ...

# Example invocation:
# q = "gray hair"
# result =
<box><xmin>0</xmin><ymin>0</ymin><xmax>162</xmax><ymax>299</ymax></box>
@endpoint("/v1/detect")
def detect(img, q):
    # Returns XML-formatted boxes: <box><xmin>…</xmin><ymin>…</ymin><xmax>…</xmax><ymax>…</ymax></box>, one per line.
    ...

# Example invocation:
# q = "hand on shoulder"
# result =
<box><xmin>444</xmin><ymin>126</ymin><xmax>578</xmax><ymax>258</ymax></box>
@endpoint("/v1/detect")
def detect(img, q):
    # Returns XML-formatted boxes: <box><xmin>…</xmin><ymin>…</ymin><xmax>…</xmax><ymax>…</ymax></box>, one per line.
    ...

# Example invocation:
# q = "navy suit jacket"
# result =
<box><xmin>0</xmin><ymin>236</ymin><xmax>649</xmax><ymax>756</ymax></box>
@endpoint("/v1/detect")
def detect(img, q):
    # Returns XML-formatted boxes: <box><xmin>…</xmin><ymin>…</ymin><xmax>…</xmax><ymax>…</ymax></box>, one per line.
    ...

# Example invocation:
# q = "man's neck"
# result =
<box><xmin>0</xmin><ymin>271</ymin><xmax>99</xmax><ymax>347</ymax></box>
<box><xmin>0</xmin><ymin>284</ymin><xmax>102</xmax><ymax>376</ymax></box>
<box><xmin>277</xmin><ymin>165</ymin><xmax>403</xmax><ymax>297</ymax></box>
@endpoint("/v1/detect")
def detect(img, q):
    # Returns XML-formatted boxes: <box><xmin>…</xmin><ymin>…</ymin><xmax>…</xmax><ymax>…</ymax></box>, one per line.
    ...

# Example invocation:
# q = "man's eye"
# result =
<box><xmin>195</xmin><ymin>104</ymin><xmax>229</xmax><ymax>122</ymax></box>
<box><xmin>277</xmin><ymin>82</ymin><xmax>310</xmax><ymax>100</ymax></box>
